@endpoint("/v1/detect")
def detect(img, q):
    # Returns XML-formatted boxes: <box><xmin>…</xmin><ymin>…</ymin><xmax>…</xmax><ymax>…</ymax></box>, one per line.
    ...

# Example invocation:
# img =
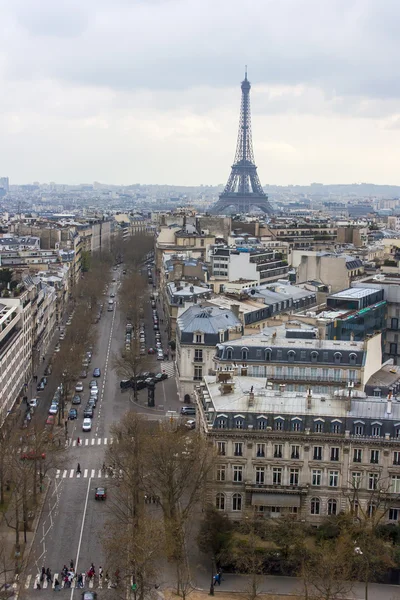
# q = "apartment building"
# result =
<box><xmin>265</xmin><ymin>221</ymin><xmax>337</xmax><ymax>250</ymax></box>
<box><xmin>175</xmin><ymin>304</ymin><xmax>242</xmax><ymax>402</ymax></box>
<box><xmin>195</xmin><ymin>373</ymin><xmax>400</xmax><ymax>523</ymax></box>
<box><xmin>0</xmin><ymin>295</ymin><xmax>32</xmax><ymax>423</ymax></box>
<box><xmin>293</xmin><ymin>251</ymin><xmax>365</xmax><ymax>293</ymax></box>
<box><xmin>214</xmin><ymin>323</ymin><xmax>382</xmax><ymax>394</ymax></box>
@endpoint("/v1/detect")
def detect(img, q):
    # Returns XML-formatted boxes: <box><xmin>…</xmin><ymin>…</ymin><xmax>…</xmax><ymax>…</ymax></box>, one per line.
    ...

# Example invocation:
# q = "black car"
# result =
<box><xmin>87</xmin><ymin>397</ymin><xmax>97</xmax><ymax>409</ymax></box>
<box><xmin>141</xmin><ymin>372</ymin><xmax>155</xmax><ymax>379</ymax></box>
<box><xmin>44</xmin><ymin>364</ymin><xmax>52</xmax><ymax>376</ymax></box>
<box><xmin>154</xmin><ymin>373</ymin><xmax>168</xmax><ymax>383</ymax></box>
<box><xmin>36</xmin><ymin>381</ymin><xmax>45</xmax><ymax>391</ymax></box>
<box><xmin>68</xmin><ymin>408</ymin><xmax>78</xmax><ymax>420</ymax></box>
<box><xmin>120</xmin><ymin>379</ymin><xmax>133</xmax><ymax>390</ymax></box>
<box><xmin>72</xmin><ymin>394</ymin><xmax>81</xmax><ymax>405</ymax></box>
<box><xmin>83</xmin><ymin>406</ymin><xmax>94</xmax><ymax>419</ymax></box>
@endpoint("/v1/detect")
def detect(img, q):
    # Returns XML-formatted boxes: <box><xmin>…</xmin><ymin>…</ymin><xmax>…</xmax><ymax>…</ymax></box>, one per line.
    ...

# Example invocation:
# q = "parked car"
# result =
<box><xmin>157</xmin><ymin>351</ymin><xmax>164</xmax><ymax>360</ymax></box>
<box><xmin>20</xmin><ymin>449</ymin><xmax>46</xmax><ymax>460</ymax></box>
<box><xmin>181</xmin><ymin>406</ymin><xmax>196</xmax><ymax>415</ymax></box>
<box><xmin>68</xmin><ymin>408</ymin><xmax>78</xmax><ymax>420</ymax></box>
<box><xmin>75</xmin><ymin>382</ymin><xmax>84</xmax><ymax>392</ymax></box>
<box><xmin>93</xmin><ymin>368</ymin><xmax>101</xmax><ymax>378</ymax></box>
<box><xmin>185</xmin><ymin>420</ymin><xmax>196</xmax><ymax>430</ymax></box>
<box><xmin>29</xmin><ymin>398</ymin><xmax>39</xmax><ymax>408</ymax></box>
<box><xmin>72</xmin><ymin>395</ymin><xmax>81</xmax><ymax>405</ymax></box>
<box><xmin>48</xmin><ymin>404</ymin><xmax>58</xmax><ymax>415</ymax></box>
<box><xmin>44</xmin><ymin>364</ymin><xmax>52</xmax><ymax>376</ymax></box>
<box><xmin>36</xmin><ymin>380</ymin><xmax>45</xmax><ymax>391</ymax></box>
<box><xmin>46</xmin><ymin>415</ymin><xmax>55</xmax><ymax>427</ymax></box>
<box><xmin>154</xmin><ymin>373</ymin><xmax>168</xmax><ymax>383</ymax></box>
<box><xmin>80</xmin><ymin>369</ymin><xmax>88</xmax><ymax>379</ymax></box>
<box><xmin>148</xmin><ymin>347</ymin><xmax>155</xmax><ymax>354</ymax></box>
<box><xmin>82</xmin><ymin>417</ymin><xmax>92</xmax><ymax>431</ymax></box>
<box><xmin>120</xmin><ymin>379</ymin><xmax>132</xmax><ymax>390</ymax></box>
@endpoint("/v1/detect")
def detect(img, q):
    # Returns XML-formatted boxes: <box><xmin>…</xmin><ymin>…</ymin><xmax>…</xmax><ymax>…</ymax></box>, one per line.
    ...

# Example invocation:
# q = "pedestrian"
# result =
<box><xmin>77</xmin><ymin>437</ymin><xmax>80</xmax><ymax>446</ymax></box>
<box><xmin>62</xmin><ymin>565</ymin><xmax>68</xmax><ymax>578</ymax></box>
<box><xmin>104</xmin><ymin>572</ymin><xmax>109</xmax><ymax>586</ymax></box>
<box><xmin>36</xmin><ymin>582</ymin><xmax>41</xmax><ymax>590</ymax></box>
<box><xmin>54</xmin><ymin>578</ymin><xmax>61</xmax><ymax>591</ymax></box>
<box><xmin>70</xmin><ymin>559</ymin><xmax>74</xmax><ymax>570</ymax></box>
<box><xmin>77</xmin><ymin>463</ymin><xmax>81</xmax><ymax>475</ymax></box>
<box><xmin>46</xmin><ymin>568</ymin><xmax>51</xmax><ymax>583</ymax></box>
<box><xmin>91</xmin><ymin>563</ymin><xmax>95</xmax><ymax>574</ymax></box>
<box><xmin>40</xmin><ymin>566</ymin><xmax>45</xmax><ymax>582</ymax></box>
<box><xmin>77</xmin><ymin>573</ymin><xmax>83</xmax><ymax>588</ymax></box>
<box><xmin>99</xmin><ymin>566</ymin><xmax>103</xmax><ymax>579</ymax></box>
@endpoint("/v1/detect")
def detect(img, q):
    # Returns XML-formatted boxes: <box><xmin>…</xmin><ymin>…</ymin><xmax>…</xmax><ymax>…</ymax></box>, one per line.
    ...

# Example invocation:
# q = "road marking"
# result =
<box><xmin>53</xmin><ymin>573</ymin><xmax>58</xmax><ymax>589</ymax></box>
<box><xmin>85</xmin><ymin>439</ymin><xmax>89</xmax><ymax>446</ymax></box>
<box><xmin>69</xmin><ymin>469</ymin><xmax>74</xmax><ymax>478</ymax></box>
<box><xmin>97</xmin><ymin>438</ymin><xmax>101</xmax><ymax>445</ymax></box>
<box><xmin>98</xmin><ymin>469</ymin><xmax>102</xmax><ymax>477</ymax></box>
<box><xmin>105</xmin><ymin>473</ymin><xmax>108</xmax><ymax>479</ymax></box>
<box><xmin>84</xmin><ymin>469</ymin><xmax>88</xmax><ymax>478</ymax></box>
<box><xmin>33</xmin><ymin>575</ymin><xmax>40</xmax><ymax>590</ymax></box>
<box><xmin>25</xmin><ymin>574</ymin><xmax>32</xmax><ymax>589</ymax></box>
<box><xmin>91</xmin><ymin>469</ymin><xmax>95</xmax><ymax>478</ymax></box>
<box><xmin>91</xmin><ymin>439</ymin><xmax>95</xmax><ymax>446</ymax></box>
<box><xmin>56</xmin><ymin>469</ymin><xmax>60</xmax><ymax>478</ymax></box>
<box><xmin>63</xmin><ymin>469</ymin><xmax>67</xmax><ymax>478</ymax></box>
<box><xmin>104</xmin><ymin>438</ymin><xmax>107</xmax><ymax>445</ymax></box>
<box><xmin>71</xmin><ymin>477</ymin><xmax>91</xmax><ymax>600</ymax></box>
<box><xmin>43</xmin><ymin>578</ymin><xmax>48</xmax><ymax>589</ymax></box>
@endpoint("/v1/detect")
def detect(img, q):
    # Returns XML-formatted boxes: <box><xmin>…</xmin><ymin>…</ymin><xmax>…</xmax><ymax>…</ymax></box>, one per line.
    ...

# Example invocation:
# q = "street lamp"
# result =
<box><xmin>209</xmin><ymin>557</ymin><xmax>215</xmax><ymax>596</ymax></box>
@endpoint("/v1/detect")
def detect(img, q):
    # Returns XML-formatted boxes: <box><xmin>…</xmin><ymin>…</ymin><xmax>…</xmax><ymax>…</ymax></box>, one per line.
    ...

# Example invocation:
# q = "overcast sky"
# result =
<box><xmin>1</xmin><ymin>0</ymin><xmax>399</xmax><ymax>186</ymax></box>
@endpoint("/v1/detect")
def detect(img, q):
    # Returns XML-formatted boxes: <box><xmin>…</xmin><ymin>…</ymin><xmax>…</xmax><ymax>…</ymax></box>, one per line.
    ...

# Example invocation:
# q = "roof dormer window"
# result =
<box><xmin>334</xmin><ymin>352</ymin><xmax>342</xmax><ymax>364</ymax></box>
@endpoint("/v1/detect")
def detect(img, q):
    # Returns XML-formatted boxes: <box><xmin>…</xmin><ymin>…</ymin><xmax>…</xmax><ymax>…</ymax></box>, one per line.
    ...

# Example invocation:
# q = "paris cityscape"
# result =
<box><xmin>1</xmin><ymin>2</ymin><xmax>400</xmax><ymax>600</ymax></box>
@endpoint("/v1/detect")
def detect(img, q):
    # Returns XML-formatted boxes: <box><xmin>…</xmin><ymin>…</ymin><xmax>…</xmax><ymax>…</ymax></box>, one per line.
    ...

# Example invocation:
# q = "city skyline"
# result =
<box><xmin>1</xmin><ymin>0</ymin><xmax>400</xmax><ymax>186</ymax></box>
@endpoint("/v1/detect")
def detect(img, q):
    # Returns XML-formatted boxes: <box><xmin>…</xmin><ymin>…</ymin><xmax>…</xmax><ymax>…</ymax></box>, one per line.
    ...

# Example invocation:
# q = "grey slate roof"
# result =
<box><xmin>177</xmin><ymin>305</ymin><xmax>241</xmax><ymax>335</ymax></box>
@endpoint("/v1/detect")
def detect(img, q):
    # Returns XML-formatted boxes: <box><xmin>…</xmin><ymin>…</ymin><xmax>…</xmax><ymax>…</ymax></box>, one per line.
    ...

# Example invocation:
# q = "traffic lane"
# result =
<box><xmin>27</xmin><ymin>478</ymin><xmax>90</xmax><ymax>581</ymax></box>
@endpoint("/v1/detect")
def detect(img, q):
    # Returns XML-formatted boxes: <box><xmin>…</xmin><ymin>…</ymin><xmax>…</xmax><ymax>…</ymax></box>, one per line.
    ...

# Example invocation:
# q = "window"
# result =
<box><xmin>314</xmin><ymin>421</ymin><xmax>324</xmax><ymax>433</ymax></box>
<box><xmin>292</xmin><ymin>420</ymin><xmax>301</xmax><ymax>432</ymax></box>
<box><xmin>216</xmin><ymin>465</ymin><xmax>226</xmax><ymax>481</ymax></box>
<box><xmin>310</xmin><ymin>497</ymin><xmax>320</xmax><ymax>515</ymax></box>
<box><xmin>312</xmin><ymin>469</ymin><xmax>322</xmax><ymax>486</ymax></box>
<box><xmin>327</xmin><ymin>499</ymin><xmax>337</xmax><ymax>516</ymax></box>
<box><xmin>395</xmin><ymin>428</ymin><xmax>400</xmax><ymax>439</ymax></box>
<box><xmin>217</xmin><ymin>419</ymin><xmax>226</xmax><ymax>429</ymax></box>
<box><xmin>265</xmin><ymin>349</ymin><xmax>271</xmax><ymax>361</ymax></box>
<box><xmin>392</xmin><ymin>476</ymin><xmax>400</xmax><ymax>494</ymax></box>
<box><xmin>389</xmin><ymin>508</ymin><xmax>399</xmax><ymax>521</ymax></box>
<box><xmin>354</xmin><ymin>424</ymin><xmax>364</xmax><ymax>436</ymax></box>
<box><xmin>216</xmin><ymin>493</ymin><xmax>225</xmax><ymax>510</ymax></box>
<box><xmin>300</xmin><ymin>350</ymin><xmax>306</xmax><ymax>360</ymax></box>
<box><xmin>255</xmin><ymin>467</ymin><xmax>265</xmax><ymax>484</ymax></box>
<box><xmin>370</xmin><ymin>450</ymin><xmax>380</xmax><ymax>464</ymax></box>
<box><xmin>194</xmin><ymin>365</ymin><xmax>203</xmax><ymax>380</ymax></box>
<box><xmin>235</xmin><ymin>419</ymin><xmax>244</xmax><ymax>430</ymax></box>
<box><xmin>233</xmin><ymin>466</ymin><xmax>243</xmax><ymax>483</ymax></box>
<box><xmin>275</xmin><ymin>419</ymin><xmax>284</xmax><ymax>431</ymax></box>
<box><xmin>241</xmin><ymin>348</ymin><xmax>248</xmax><ymax>361</ymax></box>
<box><xmin>352</xmin><ymin>472</ymin><xmax>362</xmax><ymax>488</ymax></box>
<box><xmin>195</xmin><ymin>334</ymin><xmax>202</xmax><ymax>344</ymax></box>
<box><xmin>226</xmin><ymin>348</ymin><xmax>233</xmax><ymax>360</ymax></box>
<box><xmin>291</xmin><ymin>445</ymin><xmax>300</xmax><ymax>459</ymax></box>
<box><xmin>334</xmin><ymin>352</ymin><xmax>342</xmax><ymax>364</ymax></box>
<box><xmin>258</xmin><ymin>419</ymin><xmax>267</xmax><ymax>430</ymax></box>
<box><xmin>274</xmin><ymin>444</ymin><xmax>283</xmax><ymax>458</ymax></box>
<box><xmin>311</xmin><ymin>351</ymin><xmax>318</xmax><ymax>363</ymax></box>
<box><xmin>393</xmin><ymin>451</ymin><xmax>400</xmax><ymax>466</ymax></box>
<box><xmin>374</xmin><ymin>389</ymin><xmax>382</xmax><ymax>398</ymax></box>
<box><xmin>329</xmin><ymin>471</ymin><xmax>339</xmax><ymax>487</ymax></box>
<box><xmin>232</xmin><ymin>493</ymin><xmax>242</xmax><ymax>511</ymax></box>
<box><xmin>330</xmin><ymin>447</ymin><xmax>340</xmax><ymax>462</ymax></box>
<box><xmin>367</xmin><ymin>504</ymin><xmax>376</xmax><ymax>518</ymax></box>
<box><xmin>290</xmin><ymin>468</ymin><xmax>299</xmax><ymax>486</ymax></box>
<box><xmin>371</xmin><ymin>426</ymin><xmax>381</xmax><ymax>437</ymax></box>
<box><xmin>392</xmin><ymin>318</ymin><xmax>399</xmax><ymax>330</ymax></box>
<box><xmin>349</xmin><ymin>353</ymin><xmax>357</xmax><ymax>365</ymax></box>
<box><xmin>390</xmin><ymin>343</ymin><xmax>398</xmax><ymax>356</ymax></box>
<box><xmin>273</xmin><ymin>467</ymin><xmax>282</xmax><ymax>485</ymax></box>
<box><xmin>287</xmin><ymin>350</ymin><xmax>296</xmax><ymax>362</ymax></box>
<box><xmin>331</xmin><ymin>422</ymin><xmax>341</xmax><ymax>434</ymax></box>
<box><xmin>313</xmin><ymin>446</ymin><xmax>323</xmax><ymax>460</ymax></box>
<box><xmin>234</xmin><ymin>442</ymin><xmax>243</xmax><ymax>457</ymax></box>
<box><xmin>256</xmin><ymin>443</ymin><xmax>265</xmax><ymax>458</ymax></box>
<box><xmin>194</xmin><ymin>349</ymin><xmax>203</xmax><ymax>362</ymax></box>
<box><xmin>353</xmin><ymin>448</ymin><xmax>362</xmax><ymax>463</ymax></box>
<box><xmin>368</xmin><ymin>473</ymin><xmax>379</xmax><ymax>490</ymax></box>
<box><xmin>217</xmin><ymin>441</ymin><xmax>226</xmax><ymax>456</ymax></box>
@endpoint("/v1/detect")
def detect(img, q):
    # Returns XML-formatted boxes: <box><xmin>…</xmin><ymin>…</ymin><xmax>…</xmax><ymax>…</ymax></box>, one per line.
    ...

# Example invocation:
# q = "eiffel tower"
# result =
<box><xmin>211</xmin><ymin>70</ymin><xmax>273</xmax><ymax>215</ymax></box>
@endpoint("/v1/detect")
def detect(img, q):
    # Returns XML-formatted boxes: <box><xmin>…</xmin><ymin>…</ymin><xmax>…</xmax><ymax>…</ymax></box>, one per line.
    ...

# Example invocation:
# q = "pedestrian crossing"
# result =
<box><xmin>25</xmin><ymin>572</ymin><xmax>112</xmax><ymax>590</ymax></box>
<box><xmin>160</xmin><ymin>360</ymin><xmax>175</xmax><ymax>377</ymax></box>
<box><xmin>66</xmin><ymin>436</ymin><xmax>113</xmax><ymax>448</ymax></box>
<box><xmin>55</xmin><ymin>467</ymin><xmax>122</xmax><ymax>479</ymax></box>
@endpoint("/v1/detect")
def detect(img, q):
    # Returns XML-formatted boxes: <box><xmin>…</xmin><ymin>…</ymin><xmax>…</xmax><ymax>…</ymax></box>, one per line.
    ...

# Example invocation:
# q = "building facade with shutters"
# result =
<box><xmin>195</xmin><ymin>373</ymin><xmax>400</xmax><ymax>524</ymax></box>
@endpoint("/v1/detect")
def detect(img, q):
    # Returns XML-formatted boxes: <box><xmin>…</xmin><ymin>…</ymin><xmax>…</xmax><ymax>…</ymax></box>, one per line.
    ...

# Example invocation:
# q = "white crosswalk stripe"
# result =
<box><xmin>67</xmin><ymin>437</ymin><xmax>113</xmax><ymax>447</ymax></box>
<box><xmin>56</xmin><ymin>468</ymin><xmax>116</xmax><ymax>480</ymax></box>
<box><xmin>160</xmin><ymin>360</ymin><xmax>175</xmax><ymax>377</ymax></box>
<box><xmin>84</xmin><ymin>469</ymin><xmax>88</xmax><ymax>478</ymax></box>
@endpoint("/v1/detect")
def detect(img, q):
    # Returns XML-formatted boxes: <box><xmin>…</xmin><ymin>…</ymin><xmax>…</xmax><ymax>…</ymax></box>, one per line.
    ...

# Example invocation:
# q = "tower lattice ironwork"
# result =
<box><xmin>211</xmin><ymin>70</ymin><xmax>273</xmax><ymax>215</ymax></box>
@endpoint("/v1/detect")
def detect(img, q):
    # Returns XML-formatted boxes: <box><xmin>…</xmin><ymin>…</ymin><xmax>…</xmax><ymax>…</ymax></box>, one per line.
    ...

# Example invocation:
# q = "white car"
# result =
<box><xmin>48</xmin><ymin>404</ymin><xmax>58</xmax><ymax>415</ymax></box>
<box><xmin>90</xmin><ymin>387</ymin><xmax>99</xmax><ymax>397</ymax></box>
<box><xmin>75</xmin><ymin>382</ymin><xmax>84</xmax><ymax>392</ymax></box>
<box><xmin>157</xmin><ymin>351</ymin><xmax>164</xmax><ymax>361</ymax></box>
<box><xmin>29</xmin><ymin>398</ymin><xmax>39</xmax><ymax>409</ymax></box>
<box><xmin>82</xmin><ymin>418</ymin><xmax>92</xmax><ymax>432</ymax></box>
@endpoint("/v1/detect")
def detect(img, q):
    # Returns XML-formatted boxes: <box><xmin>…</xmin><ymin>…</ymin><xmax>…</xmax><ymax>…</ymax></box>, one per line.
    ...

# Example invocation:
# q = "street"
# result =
<box><xmin>18</xmin><ymin>265</ymin><xmax>180</xmax><ymax>598</ymax></box>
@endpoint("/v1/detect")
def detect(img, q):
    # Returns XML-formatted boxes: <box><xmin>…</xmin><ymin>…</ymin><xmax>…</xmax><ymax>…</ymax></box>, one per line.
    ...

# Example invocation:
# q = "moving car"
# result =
<box><xmin>72</xmin><ymin>395</ymin><xmax>81</xmax><ymax>405</ymax></box>
<box><xmin>36</xmin><ymin>380</ymin><xmax>45</xmax><ymax>391</ymax></box>
<box><xmin>82</xmin><ymin>591</ymin><xmax>97</xmax><ymax>600</ymax></box>
<box><xmin>157</xmin><ymin>350</ymin><xmax>164</xmax><ymax>360</ymax></box>
<box><xmin>90</xmin><ymin>387</ymin><xmax>98</xmax><ymax>397</ymax></box>
<box><xmin>82</xmin><ymin>418</ymin><xmax>92</xmax><ymax>432</ymax></box>
<box><xmin>83</xmin><ymin>406</ymin><xmax>94</xmax><ymax>419</ymax></box>
<box><xmin>87</xmin><ymin>397</ymin><xmax>96</xmax><ymax>409</ymax></box>
<box><xmin>29</xmin><ymin>398</ymin><xmax>39</xmax><ymax>408</ymax></box>
<box><xmin>44</xmin><ymin>364</ymin><xmax>52</xmax><ymax>376</ymax></box>
<box><xmin>75</xmin><ymin>382</ymin><xmax>84</xmax><ymax>392</ymax></box>
<box><xmin>154</xmin><ymin>373</ymin><xmax>168</xmax><ymax>383</ymax></box>
<box><xmin>95</xmin><ymin>487</ymin><xmax>107</xmax><ymax>500</ymax></box>
<box><xmin>93</xmin><ymin>368</ymin><xmax>101</xmax><ymax>378</ymax></box>
<box><xmin>148</xmin><ymin>348</ymin><xmax>155</xmax><ymax>354</ymax></box>
<box><xmin>68</xmin><ymin>408</ymin><xmax>78</xmax><ymax>420</ymax></box>
<box><xmin>120</xmin><ymin>379</ymin><xmax>132</xmax><ymax>390</ymax></box>
<box><xmin>89</xmin><ymin>380</ymin><xmax>97</xmax><ymax>389</ymax></box>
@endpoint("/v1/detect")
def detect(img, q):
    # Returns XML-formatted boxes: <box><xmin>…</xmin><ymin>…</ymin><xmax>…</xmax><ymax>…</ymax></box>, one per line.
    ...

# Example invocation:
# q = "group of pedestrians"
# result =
<box><xmin>36</xmin><ymin>560</ymin><xmax>104</xmax><ymax>590</ymax></box>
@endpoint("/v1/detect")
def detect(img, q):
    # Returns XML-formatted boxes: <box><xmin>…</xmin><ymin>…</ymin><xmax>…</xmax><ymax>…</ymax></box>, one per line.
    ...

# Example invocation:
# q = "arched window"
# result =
<box><xmin>327</xmin><ymin>498</ymin><xmax>337</xmax><ymax>516</ymax></box>
<box><xmin>334</xmin><ymin>352</ymin><xmax>342</xmax><ymax>364</ymax></box>
<box><xmin>241</xmin><ymin>348</ymin><xmax>248</xmax><ymax>361</ymax></box>
<box><xmin>311</xmin><ymin>351</ymin><xmax>318</xmax><ymax>363</ymax></box>
<box><xmin>265</xmin><ymin>348</ymin><xmax>272</xmax><ymax>362</ymax></box>
<box><xmin>226</xmin><ymin>348</ymin><xmax>233</xmax><ymax>360</ymax></box>
<box><xmin>217</xmin><ymin>418</ymin><xmax>226</xmax><ymax>429</ymax></box>
<box><xmin>287</xmin><ymin>350</ymin><xmax>296</xmax><ymax>362</ymax></box>
<box><xmin>310</xmin><ymin>497</ymin><xmax>320</xmax><ymax>515</ymax></box>
<box><xmin>349</xmin><ymin>353</ymin><xmax>357</xmax><ymax>365</ymax></box>
<box><xmin>216</xmin><ymin>493</ymin><xmax>225</xmax><ymax>511</ymax></box>
<box><xmin>232</xmin><ymin>493</ymin><xmax>242</xmax><ymax>511</ymax></box>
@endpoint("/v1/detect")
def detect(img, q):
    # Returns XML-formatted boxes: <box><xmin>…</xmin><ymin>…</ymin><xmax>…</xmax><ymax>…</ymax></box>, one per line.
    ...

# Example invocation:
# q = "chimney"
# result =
<box><xmin>231</xmin><ymin>304</ymin><xmax>240</xmax><ymax>319</ymax></box>
<box><xmin>248</xmin><ymin>391</ymin><xmax>254</xmax><ymax>407</ymax></box>
<box><xmin>350</xmin><ymin>331</ymin><xmax>355</xmax><ymax>342</ymax></box>
<box><xmin>306</xmin><ymin>388</ymin><xmax>312</xmax><ymax>409</ymax></box>
<box><xmin>387</xmin><ymin>392</ymin><xmax>393</xmax><ymax>415</ymax></box>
